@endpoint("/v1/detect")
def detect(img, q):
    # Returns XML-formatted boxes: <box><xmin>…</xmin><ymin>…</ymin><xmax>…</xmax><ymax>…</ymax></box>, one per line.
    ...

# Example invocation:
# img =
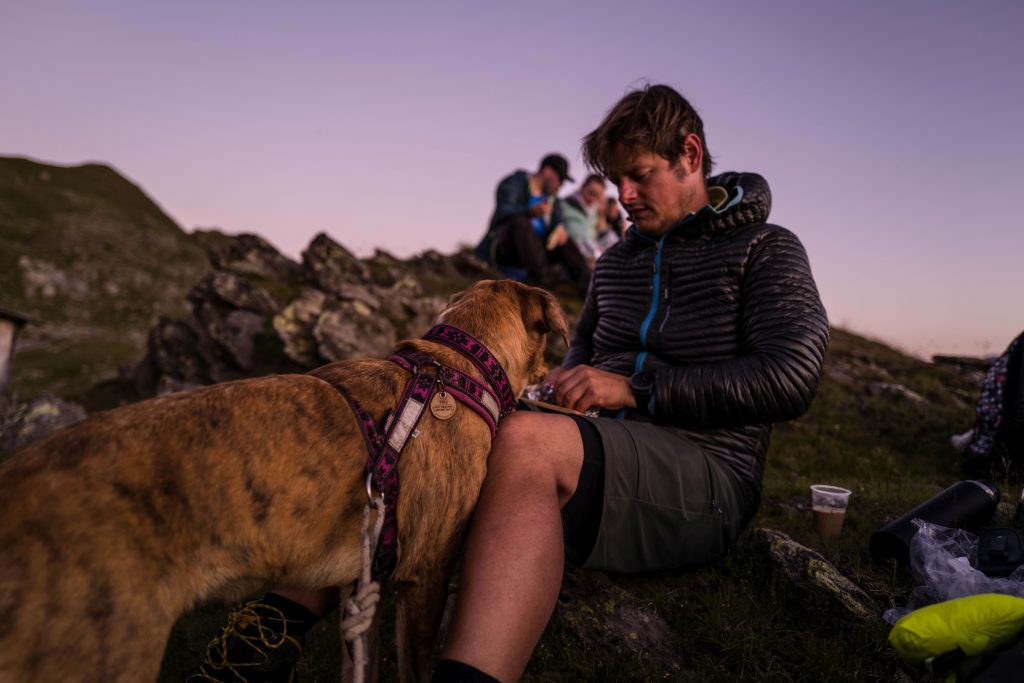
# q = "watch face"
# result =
<box><xmin>631</xmin><ymin>371</ymin><xmax>655</xmax><ymax>392</ymax></box>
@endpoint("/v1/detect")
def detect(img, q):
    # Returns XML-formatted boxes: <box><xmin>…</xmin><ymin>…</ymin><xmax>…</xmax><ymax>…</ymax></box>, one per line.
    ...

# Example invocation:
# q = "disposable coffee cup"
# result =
<box><xmin>811</xmin><ymin>485</ymin><xmax>852</xmax><ymax>537</ymax></box>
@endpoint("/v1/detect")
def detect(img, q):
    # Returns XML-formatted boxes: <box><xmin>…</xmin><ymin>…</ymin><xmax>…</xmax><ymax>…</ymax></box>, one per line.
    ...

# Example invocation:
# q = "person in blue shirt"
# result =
<box><xmin>474</xmin><ymin>153</ymin><xmax>590</xmax><ymax>296</ymax></box>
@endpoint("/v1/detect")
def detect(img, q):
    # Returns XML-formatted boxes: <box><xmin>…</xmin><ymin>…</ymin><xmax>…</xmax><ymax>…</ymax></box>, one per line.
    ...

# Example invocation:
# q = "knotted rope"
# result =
<box><xmin>341</xmin><ymin>492</ymin><xmax>385</xmax><ymax>683</ymax></box>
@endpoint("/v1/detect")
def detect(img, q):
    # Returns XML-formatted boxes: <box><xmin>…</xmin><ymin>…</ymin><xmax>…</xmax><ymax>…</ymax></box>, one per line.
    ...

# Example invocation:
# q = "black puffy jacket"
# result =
<box><xmin>564</xmin><ymin>172</ymin><xmax>829</xmax><ymax>520</ymax></box>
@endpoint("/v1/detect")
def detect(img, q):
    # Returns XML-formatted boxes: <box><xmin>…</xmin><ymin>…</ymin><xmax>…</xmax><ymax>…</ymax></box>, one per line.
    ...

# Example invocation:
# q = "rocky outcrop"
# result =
<box><xmin>133</xmin><ymin>232</ymin><xmax>494</xmax><ymax>395</ymax></box>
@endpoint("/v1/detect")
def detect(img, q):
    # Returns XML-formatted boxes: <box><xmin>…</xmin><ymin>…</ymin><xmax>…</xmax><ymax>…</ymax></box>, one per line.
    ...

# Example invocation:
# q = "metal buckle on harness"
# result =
<box><xmin>364</xmin><ymin>472</ymin><xmax>381</xmax><ymax>505</ymax></box>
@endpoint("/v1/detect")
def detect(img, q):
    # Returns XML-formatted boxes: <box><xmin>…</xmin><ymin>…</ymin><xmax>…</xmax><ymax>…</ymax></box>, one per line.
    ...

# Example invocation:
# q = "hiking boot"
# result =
<box><xmin>187</xmin><ymin>600</ymin><xmax>304</xmax><ymax>683</ymax></box>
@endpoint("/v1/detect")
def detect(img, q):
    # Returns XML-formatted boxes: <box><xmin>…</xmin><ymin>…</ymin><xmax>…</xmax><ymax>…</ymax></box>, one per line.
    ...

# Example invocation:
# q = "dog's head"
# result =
<box><xmin>436</xmin><ymin>280</ymin><xmax>569</xmax><ymax>392</ymax></box>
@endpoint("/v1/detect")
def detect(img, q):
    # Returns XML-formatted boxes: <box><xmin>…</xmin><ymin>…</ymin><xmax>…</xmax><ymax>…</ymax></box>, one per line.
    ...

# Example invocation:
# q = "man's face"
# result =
<box><xmin>539</xmin><ymin>167</ymin><xmax>563</xmax><ymax>195</ymax></box>
<box><xmin>606</xmin><ymin>147</ymin><xmax>706</xmax><ymax>236</ymax></box>
<box><xmin>579</xmin><ymin>180</ymin><xmax>605</xmax><ymax>210</ymax></box>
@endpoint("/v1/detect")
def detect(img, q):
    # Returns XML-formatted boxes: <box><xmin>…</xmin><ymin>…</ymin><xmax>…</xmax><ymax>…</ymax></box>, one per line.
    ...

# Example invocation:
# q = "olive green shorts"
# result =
<box><xmin>581</xmin><ymin>417</ymin><xmax>746</xmax><ymax>573</ymax></box>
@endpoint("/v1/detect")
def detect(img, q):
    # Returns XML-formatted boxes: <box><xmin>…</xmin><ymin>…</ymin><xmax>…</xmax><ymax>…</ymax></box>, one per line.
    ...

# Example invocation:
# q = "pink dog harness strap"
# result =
<box><xmin>338</xmin><ymin>328</ymin><xmax>517</xmax><ymax>581</ymax></box>
<box><xmin>422</xmin><ymin>324</ymin><xmax>517</xmax><ymax>417</ymax></box>
<box><xmin>390</xmin><ymin>349</ymin><xmax>502</xmax><ymax>437</ymax></box>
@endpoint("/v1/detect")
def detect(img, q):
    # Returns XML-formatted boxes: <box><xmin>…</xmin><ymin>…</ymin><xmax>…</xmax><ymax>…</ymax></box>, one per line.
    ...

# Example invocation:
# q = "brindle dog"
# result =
<box><xmin>0</xmin><ymin>279</ymin><xmax>568</xmax><ymax>683</ymax></box>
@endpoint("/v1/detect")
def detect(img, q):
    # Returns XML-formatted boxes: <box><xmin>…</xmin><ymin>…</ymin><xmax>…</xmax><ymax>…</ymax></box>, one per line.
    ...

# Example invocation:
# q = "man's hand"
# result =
<box><xmin>545</xmin><ymin>224</ymin><xmax>568</xmax><ymax>250</ymax></box>
<box><xmin>546</xmin><ymin>364</ymin><xmax>635</xmax><ymax>413</ymax></box>
<box><xmin>529</xmin><ymin>199</ymin><xmax>550</xmax><ymax>218</ymax></box>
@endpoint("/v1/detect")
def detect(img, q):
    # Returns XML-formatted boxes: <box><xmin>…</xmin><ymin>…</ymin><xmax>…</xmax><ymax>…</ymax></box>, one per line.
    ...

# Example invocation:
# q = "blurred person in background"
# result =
<box><xmin>560</xmin><ymin>173</ymin><xmax>606</xmax><ymax>265</ymax></box>
<box><xmin>474</xmin><ymin>153</ymin><xmax>590</xmax><ymax>296</ymax></box>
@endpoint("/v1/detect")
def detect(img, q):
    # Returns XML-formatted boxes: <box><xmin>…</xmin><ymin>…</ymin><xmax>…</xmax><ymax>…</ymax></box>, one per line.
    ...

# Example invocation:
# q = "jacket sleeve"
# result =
<box><xmin>655</xmin><ymin>228</ymin><xmax>829</xmax><ymax>428</ymax></box>
<box><xmin>492</xmin><ymin>173</ymin><xmax>529</xmax><ymax>225</ymax></box>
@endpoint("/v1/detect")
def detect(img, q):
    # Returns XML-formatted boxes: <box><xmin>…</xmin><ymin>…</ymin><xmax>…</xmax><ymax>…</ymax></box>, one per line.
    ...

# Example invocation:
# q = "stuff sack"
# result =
<box><xmin>889</xmin><ymin>593</ymin><xmax>1024</xmax><ymax>667</ymax></box>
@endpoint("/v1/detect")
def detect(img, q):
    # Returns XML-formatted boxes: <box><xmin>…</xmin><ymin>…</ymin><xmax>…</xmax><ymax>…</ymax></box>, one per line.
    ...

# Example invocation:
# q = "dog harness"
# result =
<box><xmin>336</xmin><ymin>324</ymin><xmax>517</xmax><ymax>580</ymax></box>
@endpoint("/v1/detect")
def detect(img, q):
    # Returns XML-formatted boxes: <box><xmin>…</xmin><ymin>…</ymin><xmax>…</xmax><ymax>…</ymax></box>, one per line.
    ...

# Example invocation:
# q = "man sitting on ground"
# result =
<box><xmin>473</xmin><ymin>153</ymin><xmax>590</xmax><ymax>296</ymax></box>
<box><xmin>191</xmin><ymin>84</ymin><xmax>829</xmax><ymax>683</ymax></box>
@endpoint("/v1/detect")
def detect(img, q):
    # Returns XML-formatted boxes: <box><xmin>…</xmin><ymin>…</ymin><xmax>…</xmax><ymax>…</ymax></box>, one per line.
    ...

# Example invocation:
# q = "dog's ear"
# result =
<box><xmin>527</xmin><ymin>287</ymin><xmax>569</xmax><ymax>348</ymax></box>
<box><xmin>436</xmin><ymin>288</ymin><xmax>468</xmax><ymax>323</ymax></box>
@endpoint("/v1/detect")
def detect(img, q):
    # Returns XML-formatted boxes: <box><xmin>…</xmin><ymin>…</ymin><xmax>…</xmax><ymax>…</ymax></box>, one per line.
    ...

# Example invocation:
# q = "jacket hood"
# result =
<box><xmin>624</xmin><ymin>171</ymin><xmax>772</xmax><ymax>244</ymax></box>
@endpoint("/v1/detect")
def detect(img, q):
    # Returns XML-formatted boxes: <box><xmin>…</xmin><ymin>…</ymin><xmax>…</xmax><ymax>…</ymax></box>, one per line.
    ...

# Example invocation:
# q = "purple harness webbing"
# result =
<box><xmin>422</xmin><ymin>325</ymin><xmax>517</xmax><ymax>417</ymax></box>
<box><xmin>338</xmin><ymin>327</ymin><xmax>515</xmax><ymax>581</ymax></box>
<box><xmin>390</xmin><ymin>349</ymin><xmax>501</xmax><ymax>438</ymax></box>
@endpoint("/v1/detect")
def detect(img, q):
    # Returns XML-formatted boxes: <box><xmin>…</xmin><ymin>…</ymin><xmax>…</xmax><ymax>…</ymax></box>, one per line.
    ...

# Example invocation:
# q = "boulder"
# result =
<box><xmin>135</xmin><ymin>316</ymin><xmax>210</xmax><ymax>390</ymax></box>
<box><xmin>208</xmin><ymin>233</ymin><xmax>303</xmax><ymax>282</ymax></box>
<box><xmin>189</xmin><ymin>272</ymin><xmax>279</xmax><ymax>314</ymax></box>
<box><xmin>273</xmin><ymin>288</ymin><xmax>328</xmax><ymax>368</ymax></box>
<box><xmin>190</xmin><ymin>300</ymin><xmax>268</xmax><ymax>375</ymax></box>
<box><xmin>554</xmin><ymin>567</ymin><xmax>684</xmax><ymax>678</ymax></box>
<box><xmin>752</xmin><ymin>527</ymin><xmax>880</xmax><ymax>621</ymax></box>
<box><xmin>0</xmin><ymin>392</ymin><xmax>88</xmax><ymax>456</ymax></box>
<box><xmin>302</xmin><ymin>232</ymin><xmax>371</xmax><ymax>295</ymax></box>
<box><xmin>218</xmin><ymin>310</ymin><xmax>270</xmax><ymax>372</ymax></box>
<box><xmin>314</xmin><ymin>301</ymin><xmax>396</xmax><ymax>362</ymax></box>
<box><xmin>364</xmin><ymin>249</ymin><xmax>405</xmax><ymax>286</ymax></box>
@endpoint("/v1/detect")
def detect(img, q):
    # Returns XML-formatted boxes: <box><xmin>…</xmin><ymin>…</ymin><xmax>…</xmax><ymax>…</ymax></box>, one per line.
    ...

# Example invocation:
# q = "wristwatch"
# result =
<box><xmin>629</xmin><ymin>370</ymin><xmax>656</xmax><ymax>414</ymax></box>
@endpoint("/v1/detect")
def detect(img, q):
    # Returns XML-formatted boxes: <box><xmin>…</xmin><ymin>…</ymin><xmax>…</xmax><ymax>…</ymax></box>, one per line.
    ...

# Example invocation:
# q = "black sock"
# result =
<box><xmin>260</xmin><ymin>592</ymin><xmax>321</xmax><ymax>638</ymax></box>
<box><xmin>432</xmin><ymin>659</ymin><xmax>500</xmax><ymax>683</ymax></box>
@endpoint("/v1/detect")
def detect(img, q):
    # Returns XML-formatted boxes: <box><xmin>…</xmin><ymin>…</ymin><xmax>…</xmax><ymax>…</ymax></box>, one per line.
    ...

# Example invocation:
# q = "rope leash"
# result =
<box><xmin>341</xmin><ymin>491</ymin><xmax>386</xmax><ymax>683</ymax></box>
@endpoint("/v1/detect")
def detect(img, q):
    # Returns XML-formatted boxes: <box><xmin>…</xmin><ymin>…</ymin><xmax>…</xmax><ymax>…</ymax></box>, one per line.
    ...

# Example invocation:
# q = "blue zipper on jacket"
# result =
<box><xmin>638</xmin><ymin>236</ymin><xmax>665</xmax><ymax>355</ymax></box>
<box><xmin>617</xmin><ymin>231</ymin><xmax>663</xmax><ymax>419</ymax></box>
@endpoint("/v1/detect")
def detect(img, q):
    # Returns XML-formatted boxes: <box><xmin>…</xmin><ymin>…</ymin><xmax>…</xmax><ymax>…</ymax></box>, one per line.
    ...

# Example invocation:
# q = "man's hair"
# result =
<box><xmin>583</xmin><ymin>84</ymin><xmax>714</xmax><ymax>178</ymax></box>
<box><xmin>582</xmin><ymin>173</ymin><xmax>604</xmax><ymax>188</ymax></box>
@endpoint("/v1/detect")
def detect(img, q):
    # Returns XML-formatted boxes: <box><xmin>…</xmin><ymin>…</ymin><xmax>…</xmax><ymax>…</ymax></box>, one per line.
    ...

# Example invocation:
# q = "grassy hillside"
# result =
<box><xmin>0</xmin><ymin>156</ymin><xmax>209</xmax><ymax>399</ymax></box>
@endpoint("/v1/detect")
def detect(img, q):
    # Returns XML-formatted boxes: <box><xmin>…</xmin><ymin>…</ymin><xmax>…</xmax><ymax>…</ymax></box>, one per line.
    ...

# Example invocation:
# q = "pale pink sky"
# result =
<box><xmin>3</xmin><ymin>1</ymin><xmax>1021</xmax><ymax>357</ymax></box>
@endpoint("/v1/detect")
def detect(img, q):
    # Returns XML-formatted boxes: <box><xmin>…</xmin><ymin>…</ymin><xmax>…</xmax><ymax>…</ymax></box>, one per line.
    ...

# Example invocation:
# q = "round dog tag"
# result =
<box><xmin>430</xmin><ymin>391</ymin><xmax>457</xmax><ymax>420</ymax></box>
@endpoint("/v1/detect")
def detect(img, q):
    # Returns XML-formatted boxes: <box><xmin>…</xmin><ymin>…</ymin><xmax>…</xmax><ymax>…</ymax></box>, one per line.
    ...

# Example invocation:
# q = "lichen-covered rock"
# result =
<box><xmin>314</xmin><ymin>301</ymin><xmax>396</xmax><ymax>362</ymax></box>
<box><xmin>332</xmin><ymin>281</ymin><xmax>381</xmax><ymax>311</ymax></box>
<box><xmin>302</xmin><ymin>232</ymin><xmax>371</xmax><ymax>296</ymax></box>
<box><xmin>554</xmin><ymin>567</ymin><xmax>683</xmax><ymax>677</ymax></box>
<box><xmin>753</xmin><ymin>527</ymin><xmax>880</xmax><ymax>621</ymax></box>
<box><xmin>0</xmin><ymin>392</ymin><xmax>87</xmax><ymax>456</ymax></box>
<box><xmin>273</xmin><ymin>288</ymin><xmax>328</xmax><ymax>367</ymax></box>
<box><xmin>189</xmin><ymin>272</ymin><xmax>278</xmax><ymax>314</ymax></box>
<box><xmin>390</xmin><ymin>295</ymin><xmax>446</xmax><ymax>340</ymax></box>
<box><xmin>217</xmin><ymin>310</ymin><xmax>269</xmax><ymax>371</ymax></box>
<box><xmin>208</xmin><ymin>233</ymin><xmax>303</xmax><ymax>282</ymax></box>
<box><xmin>135</xmin><ymin>316</ymin><xmax>209</xmax><ymax>390</ymax></box>
<box><xmin>364</xmin><ymin>249</ymin><xmax>405</xmax><ymax>286</ymax></box>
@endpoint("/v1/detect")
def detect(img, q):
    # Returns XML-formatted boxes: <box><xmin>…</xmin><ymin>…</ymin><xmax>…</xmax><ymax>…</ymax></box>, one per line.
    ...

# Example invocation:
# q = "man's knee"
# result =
<box><xmin>489</xmin><ymin>412</ymin><xmax>584</xmax><ymax>502</ymax></box>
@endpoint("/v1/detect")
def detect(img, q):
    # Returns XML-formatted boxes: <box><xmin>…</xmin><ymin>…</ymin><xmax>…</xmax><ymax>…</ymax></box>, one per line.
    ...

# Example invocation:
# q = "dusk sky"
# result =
<box><xmin>3</xmin><ymin>1</ymin><xmax>1021</xmax><ymax>358</ymax></box>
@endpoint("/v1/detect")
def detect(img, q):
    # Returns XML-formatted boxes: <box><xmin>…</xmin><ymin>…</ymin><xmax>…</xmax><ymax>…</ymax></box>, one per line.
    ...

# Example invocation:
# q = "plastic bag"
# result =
<box><xmin>883</xmin><ymin>521</ymin><xmax>1024</xmax><ymax>624</ymax></box>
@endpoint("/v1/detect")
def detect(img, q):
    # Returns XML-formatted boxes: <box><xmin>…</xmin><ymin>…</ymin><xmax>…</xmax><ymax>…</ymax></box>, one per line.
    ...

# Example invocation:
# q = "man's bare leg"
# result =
<box><xmin>441</xmin><ymin>411</ymin><xmax>585</xmax><ymax>682</ymax></box>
